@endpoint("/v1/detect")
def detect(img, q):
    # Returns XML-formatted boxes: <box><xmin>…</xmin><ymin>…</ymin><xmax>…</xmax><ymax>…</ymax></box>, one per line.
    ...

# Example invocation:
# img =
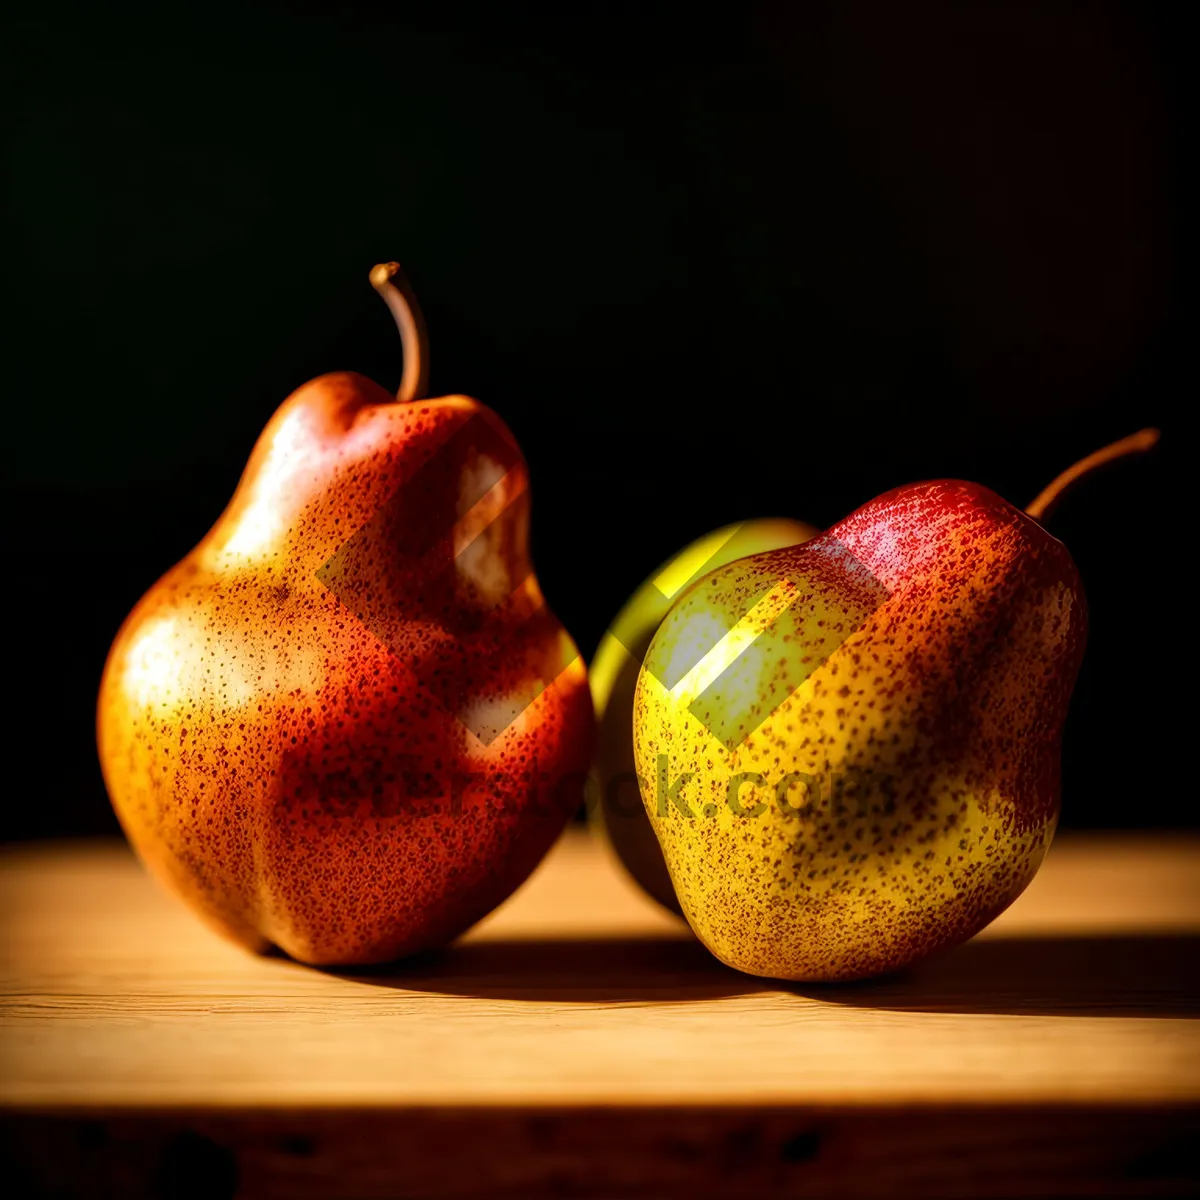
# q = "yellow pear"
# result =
<box><xmin>632</xmin><ymin>434</ymin><xmax>1156</xmax><ymax>981</ymax></box>
<box><xmin>589</xmin><ymin>519</ymin><xmax>817</xmax><ymax>913</ymax></box>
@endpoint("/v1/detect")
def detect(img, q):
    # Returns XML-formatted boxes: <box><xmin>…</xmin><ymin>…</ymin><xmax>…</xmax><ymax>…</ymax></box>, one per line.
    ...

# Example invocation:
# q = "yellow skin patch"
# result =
<box><xmin>589</xmin><ymin>518</ymin><xmax>818</xmax><ymax>916</ymax></box>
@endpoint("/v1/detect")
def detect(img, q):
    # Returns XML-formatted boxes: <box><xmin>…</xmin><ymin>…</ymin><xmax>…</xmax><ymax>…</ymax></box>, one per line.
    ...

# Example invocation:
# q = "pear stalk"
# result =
<box><xmin>370</xmin><ymin>262</ymin><xmax>429</xmax><ymax>403</ymax></box>
<box><xmin>1025</xmin><ymin>428</ymin><xmax>1160</xmax><ymax>523</ymax></box>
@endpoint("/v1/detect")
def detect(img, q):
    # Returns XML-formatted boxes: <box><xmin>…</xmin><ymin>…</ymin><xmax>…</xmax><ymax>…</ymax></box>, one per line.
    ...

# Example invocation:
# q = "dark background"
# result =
<box><xmin>2</xmin><ymin>0</ymin><xmax>1186</xmax><ymax>839</ymax></box>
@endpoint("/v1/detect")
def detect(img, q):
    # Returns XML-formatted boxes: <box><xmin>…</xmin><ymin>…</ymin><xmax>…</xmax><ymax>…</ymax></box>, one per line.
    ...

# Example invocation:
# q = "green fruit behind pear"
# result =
<box><xmin>589</xmin><ymin>519</ymin><xmax>818</xmax><ymax>913</ymax></box>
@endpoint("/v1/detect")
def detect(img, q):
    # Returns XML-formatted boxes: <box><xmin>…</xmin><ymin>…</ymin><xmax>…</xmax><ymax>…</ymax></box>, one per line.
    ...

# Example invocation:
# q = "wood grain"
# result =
<box><xmin>2</xmin><ymin>829</ymin><xmax>1198</xmax><ymax>1197</ymax></box>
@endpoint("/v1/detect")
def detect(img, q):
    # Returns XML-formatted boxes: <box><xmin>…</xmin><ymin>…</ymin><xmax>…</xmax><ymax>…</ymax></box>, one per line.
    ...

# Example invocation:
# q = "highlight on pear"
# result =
<box><xmin>97</xmin><ymin>262</ymin><xmax>595</xmax><ymax>966</ymax></box>
<box><xmin>589</xmin><ymin>518</ymin><xmax>819</xmax><ymax>914</ymax></box>
<box><xmin>632</xmin><ymin>431</ymin><xmax>1158</xmax><ymax>982</ymax></box>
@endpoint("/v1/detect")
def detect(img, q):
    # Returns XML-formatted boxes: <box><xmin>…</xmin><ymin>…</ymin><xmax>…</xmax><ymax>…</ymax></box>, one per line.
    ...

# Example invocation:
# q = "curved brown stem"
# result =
<box><xmin>1025</xmin><ymin>428</ymin><xmax>1160</xmax><ymax>523</ymax></box>
<box><xmin>370</xmin><ymin>262</ymin><xmax>430</xmax><ymax>403</ymax></box>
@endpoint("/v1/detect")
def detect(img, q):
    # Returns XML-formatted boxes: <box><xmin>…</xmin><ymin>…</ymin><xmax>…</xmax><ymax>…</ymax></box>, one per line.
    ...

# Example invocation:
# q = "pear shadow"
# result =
<box><xmin>795</xmin><ymin>934</ymin><xmax>1200</xmax><ymax>1019</ymax></box>
<box><xmin>320</xmin><ymin>934</ymin><xmax>764</xmax><ymax>1003</ymax></box>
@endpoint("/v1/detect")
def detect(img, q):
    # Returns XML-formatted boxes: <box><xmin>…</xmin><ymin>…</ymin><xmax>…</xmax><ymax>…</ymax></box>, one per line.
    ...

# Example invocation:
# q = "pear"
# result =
<box><xmin>589</xmin><ymin>520</ymin><xmax>817</xmax><ymax>913</ymax></box>
<box><xmin>633</xmin><ymin>433</ymin><xmax>1157</xmax><ymax>981</ymax></box>
<box><xmin>98</xmin><ymin>263</ymin><xmax>594</xmax><ymax>965</ymax></box>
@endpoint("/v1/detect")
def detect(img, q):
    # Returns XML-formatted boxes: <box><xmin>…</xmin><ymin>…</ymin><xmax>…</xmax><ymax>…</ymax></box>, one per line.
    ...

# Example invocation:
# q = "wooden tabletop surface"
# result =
<box><xmin>2</xmin><ymin>828</ymin><xmax>1198</xmax><ymax>1197</ymax></box>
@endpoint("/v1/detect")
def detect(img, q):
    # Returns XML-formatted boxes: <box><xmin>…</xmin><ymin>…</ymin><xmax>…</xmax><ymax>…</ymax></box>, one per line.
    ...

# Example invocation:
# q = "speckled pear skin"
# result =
<box><xmin>589</xmin><ymin>519</ymin><xmax>818</xmax><ymax>916</ymax></box>
<box><xmin>633</xmin><ymin>481</ymin><xmax>1086</xmax><ymax>982</ymax></box>
<box><xmin>98</xmin><ymin>371</ymin><xmax>593</xmax><ymax>965</ymax></box>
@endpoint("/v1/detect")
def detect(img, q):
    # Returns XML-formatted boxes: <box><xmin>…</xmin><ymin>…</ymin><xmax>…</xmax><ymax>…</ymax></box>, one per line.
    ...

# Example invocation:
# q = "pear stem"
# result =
<box><xmin>369</xmin><ymin>262</ymin><xmax>429</xmax><ymax>403</ymax></box>
<box><xmin>1025</xmin><ymin>428</ymin><xmax>1160</xmax><ymax>523</ymax></box>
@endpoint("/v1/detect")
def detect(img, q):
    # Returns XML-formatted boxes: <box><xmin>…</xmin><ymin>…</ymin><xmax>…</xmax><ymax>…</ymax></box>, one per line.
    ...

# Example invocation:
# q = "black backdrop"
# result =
<box><xmin>2</xmin><ymin>0</ymin><xmax>1187</xmax><ymax>838</ymax></box>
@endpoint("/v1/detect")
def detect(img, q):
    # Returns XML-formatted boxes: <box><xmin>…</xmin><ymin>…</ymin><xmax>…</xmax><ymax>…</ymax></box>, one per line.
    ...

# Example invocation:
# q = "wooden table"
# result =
<box><xmin>2</xmin><ymin>829</ymin><xmax>1198</xmax><ymax>1198</ymax></box>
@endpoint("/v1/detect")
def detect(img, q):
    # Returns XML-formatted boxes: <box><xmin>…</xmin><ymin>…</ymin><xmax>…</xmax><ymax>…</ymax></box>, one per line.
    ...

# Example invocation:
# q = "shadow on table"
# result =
<box><xmin>320</xmin><ymin>932</ymin><xmax>1200</xmax><ymax>1015</ymax></box>
<box><xmin>797</xmin><ymin>934</ymin><xmax>1200</xmax><ymax>1019</ymax></box>
<box><xmin>326</xmin><ymin>933</ymin><xmax>765</xmax><ymax>1003</ymax></box>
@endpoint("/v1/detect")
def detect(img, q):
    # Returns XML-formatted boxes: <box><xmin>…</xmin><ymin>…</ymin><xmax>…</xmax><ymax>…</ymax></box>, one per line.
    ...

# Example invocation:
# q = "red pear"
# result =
<box><xmin>98</xmin><ymin>264</ymin><xmax>594</xmax><ymax>965</ymax></box>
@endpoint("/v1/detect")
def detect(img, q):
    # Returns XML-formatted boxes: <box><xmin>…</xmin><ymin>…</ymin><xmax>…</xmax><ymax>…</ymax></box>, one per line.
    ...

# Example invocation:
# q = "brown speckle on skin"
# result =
<box><xmin>98</xmin><ymin>373</ymin><xmax>594</xmax><ymax>965</ymax></box>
